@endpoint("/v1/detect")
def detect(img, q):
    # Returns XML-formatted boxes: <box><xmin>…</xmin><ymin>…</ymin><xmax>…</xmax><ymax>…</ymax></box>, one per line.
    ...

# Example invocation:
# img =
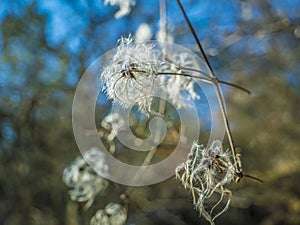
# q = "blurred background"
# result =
<box><xmin>0</xmin><ymin>0</ymin><xmax>300</xmax><ymax>224</ymax></box>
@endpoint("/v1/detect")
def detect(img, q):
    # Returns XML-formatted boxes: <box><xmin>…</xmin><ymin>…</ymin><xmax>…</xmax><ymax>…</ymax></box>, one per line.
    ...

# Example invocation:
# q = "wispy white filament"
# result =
<box><xmin>175</xmin><ymin>140</ymin><xmax>236</xmax><ymax>223</ymax></box>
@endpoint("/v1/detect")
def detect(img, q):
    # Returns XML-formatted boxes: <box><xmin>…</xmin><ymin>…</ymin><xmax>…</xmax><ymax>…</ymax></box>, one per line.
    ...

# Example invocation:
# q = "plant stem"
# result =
<box><xmin>124</xmin><ymin>92</ymin><xmax>166</xmax><ymax>195</ymax></box>
<box><xmin>175</xmin><ymin>0</ymin><xmax>243</xmax><ymax>176</ymax></box>
<box><xmin>213</xmin><ymin>80</ymin><xmax>241</xmax><ymax>175</ymax></box>
<box><xmin>163</xmin><ymin>58</ymin><xmax>251</xmax><ymax>94</ymax></box>
<box><xmin>77</xmin><ymin>203</ymin><xmax>85</xmax><ymax>225</ymax></box>
<box><xmin>175</xmin><ymin>0</ymin><xmax>214</xmax><ymax>73</ymax></box>
<box><xmin>157</xmin><ymin>72</ymin><xmax>251</xmax><ymax>94</ymax></box>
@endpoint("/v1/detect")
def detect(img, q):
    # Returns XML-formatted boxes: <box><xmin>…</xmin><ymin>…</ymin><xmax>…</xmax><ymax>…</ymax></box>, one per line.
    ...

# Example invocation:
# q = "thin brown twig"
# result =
<box><xmin>164</xmin><ymin>58</ymin><xmax>251</xmax><ymax>94</ymax></box>
<box><xmin>157</xmin><ymin>72</ymin><xmax>251</xmax><ymax>95</ymax></box>
<box><xmin>175</xmin><ymin>0</ymin><xmax>243</xmax><ymax>178</ymax></box>
<box><xmin>175</xmin><ymin>0</ymin><xmax>215</xmax><ymax>74</ymax></box>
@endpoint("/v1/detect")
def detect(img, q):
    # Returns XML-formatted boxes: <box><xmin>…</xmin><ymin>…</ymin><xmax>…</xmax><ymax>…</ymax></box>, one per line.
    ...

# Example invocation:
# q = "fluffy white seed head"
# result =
<box><xmin>105</xmin><ymin>203</ymin><xmax>127</xmax><ymax>225</ymax></box>
<box><xmin>90</xmin><ymin>203</ymin><xmax>127</xmax><ymax>225</ymax></box>
<box><xmin>62</xmin><ymin>148</ymin><xmax>108</xmax><ymax>209</ymax></box>
<box><xmin>90</xmin><ymin>210</ymin><xmax>110</xmax><ymax>225</ymax></box>
<box><xmin>101</xmin><ymin>36</ymin><xmax>160</xmax><ymax>114</ymax></box>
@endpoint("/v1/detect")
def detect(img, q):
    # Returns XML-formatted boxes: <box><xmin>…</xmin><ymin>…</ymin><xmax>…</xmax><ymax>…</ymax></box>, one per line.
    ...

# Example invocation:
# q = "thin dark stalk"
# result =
<box><xmin>157</xmin><ymin>72</ymin><xmax>251</xmax><ymax>95</ymax></box>
<box><xmin>244</xmin><ymin>174</ymin><xmax>263</xmax><ymax>183</ymax></box>
<box><xmin>164</xmin><ymin>58</ymin><xmax>211</xmax><ymax>78</ymax></box>
<box><xmin>175</xmin><ymin>0</ymin><xmax>243</xmax><ymax>176</ymax></box>
<box><xmin>158</xmin><ymin>72</ymin><xmax>213</xmax><ymax>84</ymax></box>
<box><xmin>176</xmin><ymin>65</ymin><xmax>250</xmax><ymax>94</ymax></box>
<box><xmin>175</xmin><ymin>0</ymin><xmax>215</xmax><ymax>75</ymax></box>
<box><xmin>213</xmin><ymin>84</ymin><xmax>241</xmax><ymax>176</ymax></box>
<box><xmin>175</xmin><ymin>65</ymin><xmax>210</xmax><ymax>78</ymax></box>
<box><xmin>163</xmin><ymin>60</ymin><xmax>251</xmax><ymax>94</ymax></box>
<box><xmin>218</xmin><ymin>80</ymin><xmax>251</xmax><ymax>95</ymax></box>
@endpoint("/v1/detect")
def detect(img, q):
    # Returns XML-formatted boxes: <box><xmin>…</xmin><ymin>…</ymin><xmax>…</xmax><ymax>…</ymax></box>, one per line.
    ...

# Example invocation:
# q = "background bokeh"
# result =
<box><xmin>0</xmin><ymin>0</ymin><xmax>300</xmax><ymax>224</ymax></box>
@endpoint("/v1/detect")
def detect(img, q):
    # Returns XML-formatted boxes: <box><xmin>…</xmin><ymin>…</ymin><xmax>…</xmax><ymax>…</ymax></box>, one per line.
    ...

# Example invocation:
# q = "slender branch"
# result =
<box><xmin>218</xmin><ymin>79</ymin><xmax>251</xmax><ymax>95</ymax></box>
<box><xmin>164</xmin><ymin>58</ymin><xmax>211</xmax><ymax>78</ymax></box>
<box><xmin>175</xmin><ymin>65</ymin><xmax>210</xmax><ymax>78</ymax></box>
<box><xmin>166</xmin><ymin>58</ymin><xmax>210</xmax><ymax>77</ymax></box>
<box><xmin>157</xmin><ymin>72</ymin><xmax>251</xmax><ymax>94</ymax></box>
<box><xmin>244</xmin><ymin>174</ymin><xmax>263</xmax><ymax>183</ymax></box>
<box><xmin>175</xmin><ymin>65</ymin><xmax>250</xmax><ymax>94</ymax></box>
<box><xmin>175</xmin><ymin>0</ymin><xmax>243</xmax><ymax>176</ymax></box>
<box><xmin>163</xmin><ymin>59</ymin><xmax>251</xmax><ymax>94</ymax></box>
<box><xmin>158</xmin><ymin>72</ymin><xmax>213</xmax><ymax>84</ymax></box>
<box><xmin>213</xmin><ymin>84</ymin><xmax>241</xmax><ymax>175</ymax></box>
<box><xmin>175</xmin><ymin>0</ymin><xmax>215</xmax><ymax>75</ymax></box>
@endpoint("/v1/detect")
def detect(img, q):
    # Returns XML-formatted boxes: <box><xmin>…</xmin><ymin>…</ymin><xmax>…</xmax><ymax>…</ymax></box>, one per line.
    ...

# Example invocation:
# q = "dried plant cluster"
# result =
<box><xmin>175</xmin><ymin>141</ymin><xmax>236</xmax><ymax>224</ymax></box>
<box><xmin>63</xmin><ymin>148</ymin><xmax>109</xmax><ymax>209</ymax></box>
<box><xmin>90</xmin><ymin>202</ymin><xmax>127</xmax><ymax>225</ymax></box>
<box><xmin>101</xmin><ymin>36</ymin><xmax>160</xmax><ymax>114</ymax></box>
<box><xmin>64</xmin><ymin>1</ymin><xmax>260</xmax><ymax>225</ymax></box>
<box><xmin>101</xmin><ymin>36</ymin><xmax>202</xmax><ymax>114</ymax></box>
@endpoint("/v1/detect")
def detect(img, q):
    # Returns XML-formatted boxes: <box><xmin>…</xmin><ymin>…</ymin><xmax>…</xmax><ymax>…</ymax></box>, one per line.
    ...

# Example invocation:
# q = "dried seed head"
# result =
<box><xmin>90</xmin><ymin>203</ymin><xmax>127</xmax><ymax>225</ymax></box>
<box><xmin>101</xmin><ymin>36</ymin><xmax>160</xmax><ymax>115</ymax></box>
<box><xmin>62</xmin><ymin>148</ymin><xmax>108</xmax><ymax>209</ymax></box>
<box><xmin>90</xmin><ymin>209</ymin><xmax>110</xmax><ymax>225</ymax></box>
<box><xmin>175</xmin><ymin>140</ymin><xmax>236</xmax><ymax>223</ymax></box>
<box><xmin>105</xmin><ymin>203</ymin><xmax>127</xmax><ymax>225</ymax></box>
